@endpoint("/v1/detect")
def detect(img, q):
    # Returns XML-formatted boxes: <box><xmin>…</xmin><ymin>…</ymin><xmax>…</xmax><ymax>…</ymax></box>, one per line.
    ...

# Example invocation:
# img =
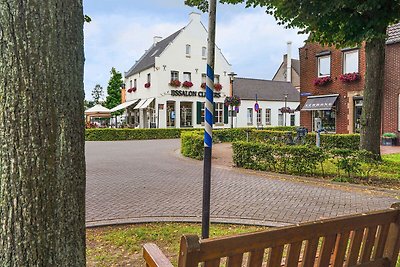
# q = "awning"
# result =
<box><xmin>110</xmin><ymin>99</ymin><xmax>140</xmax><ymax>112</ymax></box>
<box><xmin>302</xmin><ymin>94</ymin><xmax>339</xmax><ymax>111</ymax></box>
<box><xmin>135</xmin><ymin>98</ymin><xmax>154</xmax><ymax>109</ymax></box>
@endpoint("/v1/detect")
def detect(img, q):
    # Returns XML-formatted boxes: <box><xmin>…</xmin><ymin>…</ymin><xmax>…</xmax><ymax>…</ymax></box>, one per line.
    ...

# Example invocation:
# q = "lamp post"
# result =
<box><xmin>228</xmin><ymin>72</ymin><xmax>237</xmax><ymax>128</ymax></box>
<box><xmin>284</xmin><ymin>93</ymin><xmax>288</xmax><ymax>127</ymax></box>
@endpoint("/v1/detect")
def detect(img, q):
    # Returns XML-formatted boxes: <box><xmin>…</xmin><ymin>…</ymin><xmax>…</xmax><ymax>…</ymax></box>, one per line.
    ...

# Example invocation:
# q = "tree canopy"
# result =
<box><xmin>91</xmin><ymin>84</ymin><xmax>104</xmax><ymax>104</ymax></box>
<box><xmin>105</xmin><ymin>67</ymin><xmax>123</xmax><ymax>111</ymax></box>
<box><xmin>185</xmin><ymin>0</ymin><xmax>400</xmax><ymax>46</ymax></box>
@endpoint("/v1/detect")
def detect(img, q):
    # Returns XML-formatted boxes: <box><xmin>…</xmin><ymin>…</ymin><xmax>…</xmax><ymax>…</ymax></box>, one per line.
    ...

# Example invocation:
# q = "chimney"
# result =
<box><xmin>189</xmin><ymin>12</ymin><xmax>201</xmax><ymax>23</ymax></box>
<box><xmin>153</xmin><ymin>36</ymin><xmax>162</xmax><ymax>45</ymax></box>
<box><xmin>286</xmin><ymin>41</ymin><xmax>292</xmax><ymax>83</ymax></box>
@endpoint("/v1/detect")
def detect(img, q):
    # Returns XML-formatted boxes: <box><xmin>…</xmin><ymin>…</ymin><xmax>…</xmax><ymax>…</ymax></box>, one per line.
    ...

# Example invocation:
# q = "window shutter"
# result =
<box><xmin>196</xmin><ymin>101</ymin><xmax>202</xmax><ymax>125</ymax></box>
<box><xmin>224</xmin><ymin>105</ymin><xmax>228</xmax><ymax>124</ymax></box>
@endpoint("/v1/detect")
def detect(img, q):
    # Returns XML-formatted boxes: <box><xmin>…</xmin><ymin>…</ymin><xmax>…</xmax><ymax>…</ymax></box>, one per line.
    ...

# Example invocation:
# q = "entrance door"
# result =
<box><xmin>180</xmin><ymin>102</ymin><xmax>193</xmax><ymax>127</ymax></box>
<box><xmin>354</xmin><ymin>98</ymin><xmax>363</xmax><ymax>133</ymax></box>
<box><xmin>166</xmin><ymin>101</ymin><xmax>175</xmax><ymax>127</ymax></box>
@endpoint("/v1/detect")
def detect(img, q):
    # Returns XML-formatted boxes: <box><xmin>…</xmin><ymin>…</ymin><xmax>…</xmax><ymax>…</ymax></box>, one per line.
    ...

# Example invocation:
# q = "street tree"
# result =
<box><xmin>0</xmin><ymin>0</ymin><xmax>86</xmax><ymax>265</ymax></box>
<box><xmin>186</xmin><ymin>0</ymin><xmax>400</xmax><ymax>155</ymax></box>
<box><xmin>92</xmin><ymin>84</ymin><xmax>104</xmax><ymax>104</ymax></box>
<box><xmin>105</xmin><ymin>67</ymin><xmax>123</xmax><ymax>113</ymax></box>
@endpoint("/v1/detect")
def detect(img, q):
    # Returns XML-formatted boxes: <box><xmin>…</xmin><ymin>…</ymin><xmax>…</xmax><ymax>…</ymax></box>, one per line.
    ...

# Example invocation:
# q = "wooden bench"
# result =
<box><xmin>143</xmin><ymin>203</ymin><xmax>400</xmax><ymax>267</ymax></box>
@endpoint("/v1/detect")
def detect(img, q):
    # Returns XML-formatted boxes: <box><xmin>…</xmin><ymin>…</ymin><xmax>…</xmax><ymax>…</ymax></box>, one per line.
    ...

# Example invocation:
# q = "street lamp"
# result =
<box><xmin>284</xmin><ymin>93</ymin><xmax>288</xmax><ymax>127</ymax></box>
<box><xmin>228</xmin><ymin>71</ymin><xmax>237</xmax><ymax>128</ymax></box>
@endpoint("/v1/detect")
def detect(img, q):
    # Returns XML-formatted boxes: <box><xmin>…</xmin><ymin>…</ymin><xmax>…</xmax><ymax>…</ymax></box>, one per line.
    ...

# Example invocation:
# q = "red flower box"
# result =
<box><xmin>127</xmin><ymin>87</ymin><xmax>137</xmax><ymax>93</ymax></box>
<box><xmin>313</xmin><ymin>76</ymin><xmax>332</xmax><ymax>86</ymax></box>
<box><xmin>339</xmin><ymin>72</ymin><xmax>360</xmax><ymax>83</ymax></box>
<box><xmin>214</xmin><ymin>83</ymin><xmax>223</xmax><ymax>91</ymax></box>
<box><xmin>201</xmin><ymin>82</ymin><xmax>206</xmax><ymax>89</ymax></box>
<box><xmin>144</xmin><ymin>82</ymin><xmax>151</xmax><ymax>88</ymax></box>
<box><xmin>169</xmin><ymin>80</ymin><xmax>181</xmax><ymax>87</ymax></box>
<box><xmin>182</xmin><ymin>81</ymin><xmax>193</xmax><ymax>88</ymax></box>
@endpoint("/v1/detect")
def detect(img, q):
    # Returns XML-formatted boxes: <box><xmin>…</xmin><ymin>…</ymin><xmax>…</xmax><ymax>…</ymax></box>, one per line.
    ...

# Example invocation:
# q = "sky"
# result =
<box><xmin>83</xmin><ymin>0</ymin><xmax>307</xmax><ymax>101</ymax></box>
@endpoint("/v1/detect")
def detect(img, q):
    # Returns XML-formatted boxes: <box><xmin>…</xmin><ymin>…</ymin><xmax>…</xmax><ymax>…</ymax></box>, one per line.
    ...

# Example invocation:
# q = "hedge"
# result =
<box><xmin>181</xmin><ymin>131</ymin><xmax>204</xmax><ymax>160</ymax></box>
<box><xmin>85</xmin><ymin>128</ymin><xmax>186</xmax><ymax>141</ymax></box>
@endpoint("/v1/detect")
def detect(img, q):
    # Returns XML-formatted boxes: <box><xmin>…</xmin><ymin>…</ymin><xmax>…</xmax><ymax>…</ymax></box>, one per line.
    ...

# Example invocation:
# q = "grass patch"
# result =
<box><xmin>86</xmin><ymin>223</ymin><xmax>267</xmax><ymax>266</ymax></box>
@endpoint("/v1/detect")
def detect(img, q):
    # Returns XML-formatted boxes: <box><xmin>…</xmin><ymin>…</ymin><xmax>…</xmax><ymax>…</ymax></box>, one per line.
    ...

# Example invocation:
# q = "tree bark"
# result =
<box><xmin>360</xmin><ymin>37</ymin><xmax>386</xmax><ymax>156</ymax></box>
<box><xmin>0</xmin><ymin>0</ymin><xmax>85</xmax><ymax>266</ymax></box>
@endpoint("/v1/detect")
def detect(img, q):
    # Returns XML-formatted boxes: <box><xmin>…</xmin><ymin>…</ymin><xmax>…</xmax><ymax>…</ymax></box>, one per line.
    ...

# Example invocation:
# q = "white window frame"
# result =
<box><xmin>247</xmin><ymin>108</ymin><xmax>253</xmax><ymax>125</ymax></box>
<box><xmin>171</xmin><ymin>71</ymin><xmax>179</xmax><ymax>81</ymax></box>
<box><xmin>216</xmin><ymin>102</ymin><xmax>224</xmax><ymax>124</ymax></box>
<box><xmin>147</xmin><ymin>73</ymin><xmax>151</xmax><ymax>83</ymax></box>
<box><xmin>134</xmin><ymin>79</ymin><xmax>137</xmax><ymax>88</ymax></box>
<box><xmin>201</xmin><ymin>102</ymin><xmax>205</xmax><ymax>124</ymax></box>
<box><xmin>183</xmin><ymin>72</ymin><xmax>191</xmax><ymax>82</ymax></box>
<box><xmin>290</xmin><ymin>114</ymin><xmax>296</xmax><ymax>126</ymax></box>
<box><xmin>265</xmin><ymin>108</ymin><xmax>271</xmax><ymax>125</ymax></box>
<box><xmin>202</xmin><ymin>47</ymin><xmax>207</xmax><ymax>58</ymax></box>
<box><xmin>214</xmin><ymin>75</ymin><xmax>220</xmax><ymax>84</ymax></box>
<box><xmin>343</xmin><ymin>49</ymin><xmax>359</xmax><ymax>74</ymax></box>
<box><xmin>257</xmin><ymin>109</ymin><xmax>262</xmax><ymax>125</ymax></box>
<box><xmin>318</xmin><ymin>55</ymin><xmax>331</xmax><ymax>77</ymax></box>
<box><xmin>186</xmin><ymin>44</ymin><xmax>191</xmax><ymax>57</ymax></box>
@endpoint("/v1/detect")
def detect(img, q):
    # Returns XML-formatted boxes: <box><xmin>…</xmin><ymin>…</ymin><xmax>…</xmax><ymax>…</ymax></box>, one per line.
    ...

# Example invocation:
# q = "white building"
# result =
<box><xmin>119</xmin><ymin>12</ymin><xmax>232</xmax><ymax>128</ymax></box>
<box><xmin>233</xmin><ymin>78</ymin><xmax>300</xmax><ymax>128</ymax></box>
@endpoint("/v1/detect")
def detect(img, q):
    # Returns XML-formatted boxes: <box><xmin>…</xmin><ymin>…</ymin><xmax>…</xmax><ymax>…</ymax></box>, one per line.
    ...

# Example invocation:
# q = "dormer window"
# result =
<box><xmin>202</xmin><ymin>47</ymin><xmax>207</xmax><ymax>59</ymax></box>
<box><xmin>343</xmin><ymin>49</ymin><xmax>359</xmax><ymax>74</ymax></box>
<box><xmin>317</xmin><ymin>55</ymin><xmax>331</xmax><ymax>77</ymax></box>
<box><xmin>186</xmin><ymin>44</ymin><xmax>191</xmax><ymax>57</ymax></box>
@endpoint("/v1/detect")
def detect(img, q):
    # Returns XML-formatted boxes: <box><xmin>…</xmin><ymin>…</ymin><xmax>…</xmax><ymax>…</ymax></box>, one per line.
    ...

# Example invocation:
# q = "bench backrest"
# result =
<box><xmin>178</xmin><ymin>204</ymin><xmax>400</xmax><ymax>267</ymax></box>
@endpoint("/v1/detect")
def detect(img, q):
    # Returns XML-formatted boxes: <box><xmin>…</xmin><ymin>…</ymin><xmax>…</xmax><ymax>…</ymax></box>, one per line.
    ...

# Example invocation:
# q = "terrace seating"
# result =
<box><xmin>143</xmin><ymin>203</ymin><xmax>400</xmax><ymax>267</ymax></box>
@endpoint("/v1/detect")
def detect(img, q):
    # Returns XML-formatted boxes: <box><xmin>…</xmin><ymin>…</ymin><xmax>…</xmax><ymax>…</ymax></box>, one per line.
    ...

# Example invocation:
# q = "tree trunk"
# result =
<box><xmin>0</xmin><ymin>0</ymin><xmax>85</xmax><ymax>266</ymax></box>
<box><xmin>360</xmin><ymin>37</ymin><xmax>386</xmax><ymax>156</ymax></box>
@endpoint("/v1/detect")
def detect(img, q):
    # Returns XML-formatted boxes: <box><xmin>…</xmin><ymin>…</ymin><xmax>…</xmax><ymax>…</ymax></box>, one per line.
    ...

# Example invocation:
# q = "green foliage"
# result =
<box><xmin>91</xmin><ymin>84</ymin><xmax>104</xmax><ymax>104</ymax></box>
<box><xmin>85</xmin><ymin>128</ymin><xmax>185</xmax><ymax>141</ymax></box>
<box><xmin>105</xmin><ymin>67</ymin><xmax>123</xmax><ymax>114</ymax></box>
<box><xmin>304</xmin><ymin>133</ymin><xmax>360</xmax><ymax>150</ymax></box>
<box><xmin>382</xmin><ymin>132</ymin><xmax>397</xmax><ymax>138</ymax></box>
<box><xmin>181</xmin><ymin>131</ymin><xmax>204</xmax><ymax>160</ymax></box>
<box><xmin>331</xmin><ymin>149</ymin><xmax>361</xmax><ymax>178</ymax></box>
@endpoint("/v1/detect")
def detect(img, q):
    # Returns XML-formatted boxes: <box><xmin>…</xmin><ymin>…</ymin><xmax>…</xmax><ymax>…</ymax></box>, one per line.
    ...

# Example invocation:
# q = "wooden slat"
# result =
<box><xmin>318</xmin><ymin>235</ymin><xmax>337</xmax><ymax>266</ymax></box>
<box><xmin>347</xmin><ymin>229</ymin><xmax>365</xmax><ymax>266</ymax></box>
<box><xmin>198</xmin><ymin>209</ymin><xmax>397</xmax><ymax>262</ymax></box>
<box><xmin>143</xmin><ymin>243</ymin><xmax>174</xmax><ymax>267</ymax></box>
<box><xmin>227</xmin><ymin>253</ymin><xmax>243</xmax><ymax>267</ymax></box>
<box><xmin>373</xmin><ymin>224</ymin><xmax>390</xmax><ymax>259</ymax></box>
<box><xmin>301</xmin><ymin>239</ymin><xmax>319</xmax><ymax>267</ymax></box>
<box><xmin>247</xmin><ymin>249</ymin><xmax>264</xmax><ymax>267</ymax></box>
<box><xmin>268</xmin><ymin>246</ymin><xmax>284</xmax><ymax>267</ymax></box>
<box><xmin>178</xmin><ymin>235</ymin><xmax>200</xmax><ymax>267</ymax></box>
<box><xmin>332</xmin><ymin>232</ymin><xmax>350</xmax><ymax>267</ymax></box>
<box><xmin>204</xmin><ymin>258</ymin><xmax>221</xmax><ymax>267</ymax></box>
<box><xmin>383</xmin><ymin>219</ymin><xmax>400</xmax><ymax>267</ymax></box>
<box><xmin>360</xmin><ymin>226</ymin><xmax>378</xmax><ymax>263</ymax></box>
<box><xmin>285</xmin><ymin>242</ymin><xmax>302</xmax><ymax>267</ymax></box>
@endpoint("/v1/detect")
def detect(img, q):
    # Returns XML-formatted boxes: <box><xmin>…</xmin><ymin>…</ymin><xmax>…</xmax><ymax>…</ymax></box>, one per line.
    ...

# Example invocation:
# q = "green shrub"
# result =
<box><xmin>304</xmin><ymin>133</ymin><xmax>360</xmax><ymax>150</ymax></box>
<box><xmin>330</xmin><ymin>149</ymin><xmax>361</xmax><ymax>178</ymax></box>
<box><xmin>181</xmin><ymin>131</ymin><xmax>204</xmax><ymax>160</ymax></box>
<box><xmin>85</xmin><ymin>128</ymin><xmax>187</xmax><ymax>141</ymax></box>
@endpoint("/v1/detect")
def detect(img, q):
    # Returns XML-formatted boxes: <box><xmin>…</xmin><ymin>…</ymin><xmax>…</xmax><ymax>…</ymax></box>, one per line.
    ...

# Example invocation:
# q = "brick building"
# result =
<box><xmin>299</xmin><ymin>23</ymin><xmax>400</xmax><ymax>139</ymax></box>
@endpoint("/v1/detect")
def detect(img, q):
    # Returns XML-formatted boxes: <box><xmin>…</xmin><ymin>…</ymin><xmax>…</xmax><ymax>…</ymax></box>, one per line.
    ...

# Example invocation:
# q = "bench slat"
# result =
<box><xmin>227</xmin><ymin>253</ymin><xmax>243</xmax><ymax>267</ymax></box>
<box><xmin>347</xmin><ymin>228</ymin><xmax>365</xmax><ymax>266</ymax></box>
<box><xmin>285</xmin><ymin>241</ymin><xmax>302</xmax><ymax>267</ymax></box>
<box><xmin>248</xmin><ymin>249</ymin><xmax>264</xmax><ymax>267</ymax></box>
<box><xmin>332</xmin><ymin>232</ymin><xmax>350</xmax><ymax>267</ymax></box>
<box><xmin>360</xmin><ymin>226</ymin><xmax>378</xmax><ymax>263</ymax></box>
<box><xmin>318</xmin><ymin>234</ymin><xmax>337</xmax><ymax>266</ymax></box>
<box><xmin>204</xmin><ymin>258</ymin><xmax>220</xmax><ymax>267</ymax></box>
<box><xmin>373</xmin><ymin>224</ymin><xmax>390</xmax><ymax>259</ymax></box>
<box><xmin>268</xmin><ymin>245</ymin><xmax>284</xmax><ymax>267</ymax></box>
<box><xmin>301</xmin><ymin>238</ymin><xmax>319</xmax><ymax>267</ymax></box>
<box><xmin>143</xmin><ymin>243</ymin><xmax>174</xmax><ymax>267</ymax></box>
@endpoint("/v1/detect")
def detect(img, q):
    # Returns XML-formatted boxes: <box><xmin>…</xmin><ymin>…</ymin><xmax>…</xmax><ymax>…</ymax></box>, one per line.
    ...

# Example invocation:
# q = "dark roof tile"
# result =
<box><xmin>387</xmin><ymin>23</ymin><xmax>400</xmax><ymax>45</ymax></box>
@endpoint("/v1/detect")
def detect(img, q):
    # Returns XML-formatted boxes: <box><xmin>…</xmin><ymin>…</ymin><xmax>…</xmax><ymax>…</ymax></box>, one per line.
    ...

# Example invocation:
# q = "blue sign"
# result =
<box><xmin>300</xmin><ymin>92</ymin><xmax>313</xmax><ymax>97</ymax></box>
<box><xmin>254</xmin><ymin>103</ymin><xmax>259</xmax><ymax>112</ymax></box>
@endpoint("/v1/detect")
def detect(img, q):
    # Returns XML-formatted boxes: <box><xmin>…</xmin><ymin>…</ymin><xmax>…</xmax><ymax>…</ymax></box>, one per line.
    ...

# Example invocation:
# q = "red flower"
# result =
<box><xmin>339</xmin><ymin>72</ymin><xmax>360</xmax><ymax>83</ymax></box>
<box><xmin>127</xmin><ymin>88</ymin><xmax>133</xmax><ymax>93</ymax></box>
<box><xmin>214</xmin><ymin>83</ymin><xmax>223</xmax><ymax>91</ymax></box>
<box><xmin>201</xmin><ymin>82</ymin><xmax>206</xmax><ymax>89</ymax></box>
<box><xmin>313</xmin><ymin>76</ymin><xmax>332</xmax><ymax>86</ymax></box>
<box><xmin>127</xmin><ymin>87</ymin><xmax>136</xmax><ymax>93</ymax></box>
<box><xmin>144</xmin><ymin>82</ymin><xmax>151</xmax><ymax>88</ymax></box>
<box><xmin>169</xmin><ymin>80</ymin><xmax>181</xmax><ymax>87</ymax></box>
<box><xmin>182</xmin><ymin>81</ymin><xmax>193</xmax><ymax>88</ymax></box>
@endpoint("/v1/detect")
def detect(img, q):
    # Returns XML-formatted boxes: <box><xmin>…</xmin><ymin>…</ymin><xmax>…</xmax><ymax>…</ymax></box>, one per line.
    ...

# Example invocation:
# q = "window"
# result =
<box><xmin>214</xmin><ymin>75</ymin><xmax>220</xmax><ymax>84</ymax></box>
<box><xmin>290</xmin><ymin>114</ymin><xmax>296</xmax><ymax>126</ymax></box>
<box><xmin>134</xmin><ymin>79</ymin><xmax>137</xmax><ymax>88</ymax></box>
<box><xmin>215</xmin><ymin>102</ymin><xmax>224</xmax><ymax>124</ymax></box>
<box><xmin>265</xmin><ymin>109</ymin><xmax>271</xmax><ymax>125</ymax></box>
<box><xmin>171</xmin><ymin>71</ymin><xmax>179</xmax><ymax>81</ymax></box>
<box><xmin>201</xmin><ymin>102</ymin><xmax>205</xmax><ymax>123</ymax></box>
<box><xmin>186</xmin><ymin>44</ymin><xmax>191</xmax><ymax>56</ymax></box>
<box><xmin>201</xmin><ymin>73</ymin><xmax>206</xmax><ymax>83</ymax></box>
<box><xmin>278</xmin><ymin>114</ymin><xmax>284</xmax><ymax>126</ymax></box>
<box><xmin>257</xmin><ymin>109</ymin><xmax>262</xmax><ymax>125</ymax></box>
<box><xmin>313</xmin><ymin>110</ymin><xmax>336</xmax><ymax>133</ymax></box>
<box><xmin>183</xmin><ymin>72</ymin><xmax>191</xmax><ymax>82</ymax></box>
<box><xmin>147</xmin><ymin>73</ymin><xmax>151</xmax><ymax>83</ymax></box>
<box><xmin>343</xmin><ymin>49</ymin><xmax>359</xmax><ymax>73</ymax></box>
<box><xmin>129</xmin><ymin>80</ymin><xmax>132</xmax><ymax>88</ymax></box>
<box><xmin>318</xmin><ymin>55</ymin><xmax>331</xmax><ymax>77</ymax></box>
<box><xmin>247</xmin><ymin>108</ymin><xmax>253</xmax><ymax>125</ymax></box>
<box><xmin>202</xmin><ymin>47</ymin><xmax>207</xmax><ymax>58</ymax></box>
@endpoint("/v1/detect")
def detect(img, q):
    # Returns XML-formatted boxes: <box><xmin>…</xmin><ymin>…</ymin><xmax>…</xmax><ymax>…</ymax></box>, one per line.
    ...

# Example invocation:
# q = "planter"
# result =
<box><xmin>182</xmin><ymin>81</ymin><xmax>193</xmax><ymax>88</ymax></box>
<box><xmin>382</xmin><ymin>137</ymin><xmax>397</xmax><ymax>146</ymax></box>
<box><xmin>339</xmin><ymin>72</ymin><xmax>361</xmax><ymax>83</ymax></box>
<box><xmin>313</xmin><ymin>76</ymin><xmax>332</xmax><ymax>86</ymax></box>
<box><xmin>169</xmin><ymin>80</ymin><xmax>181</xmax><ymax>87</ymax></box>
<box><xmin>144</xmin><ymin>82</ymin><xmax>151</xmax><ymax>88</ymax></box>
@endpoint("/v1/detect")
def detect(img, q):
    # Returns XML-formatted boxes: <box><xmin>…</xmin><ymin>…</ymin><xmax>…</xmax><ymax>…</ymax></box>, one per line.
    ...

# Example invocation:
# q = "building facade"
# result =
<box><xmin>120</xmin><ymin>13</ymin><xmax>232</xmax><ymax>129</ymax></box>
<box><xmin>273</xmin><ymin>42</ymin><xmax>301</xmax><ymax>90</ymax></box>
<box><xmin>299</xmin><ymin>23</ymin><xmax>400</xmax><ymax>138</ymax></box>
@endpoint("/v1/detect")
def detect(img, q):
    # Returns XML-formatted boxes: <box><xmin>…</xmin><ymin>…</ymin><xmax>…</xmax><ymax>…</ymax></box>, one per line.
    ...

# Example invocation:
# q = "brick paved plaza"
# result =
<box><xmin>86</xmin><ymin>139</ymin><xmax>398</xmax><ymax>227</ymax></box>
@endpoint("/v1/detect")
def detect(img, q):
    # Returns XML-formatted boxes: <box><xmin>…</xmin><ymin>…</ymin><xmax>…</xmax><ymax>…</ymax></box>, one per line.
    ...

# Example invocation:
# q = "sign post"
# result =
<box><xmin>254</xmin><ymin>94</ymin><xmax>259</xmax><ymax>130</ymax></box>
<box><xmin>202</xmin><ymin>0</ymin><xmax>217</xmax><ymax>240</ymax></box>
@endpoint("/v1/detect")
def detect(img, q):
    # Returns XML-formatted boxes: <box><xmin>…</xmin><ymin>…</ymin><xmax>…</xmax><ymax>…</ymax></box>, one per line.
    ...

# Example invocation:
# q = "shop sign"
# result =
<box><xmin>171</xmin><ymin>89</ymin><xmax>221</xmax><ymax>98</ymax></box>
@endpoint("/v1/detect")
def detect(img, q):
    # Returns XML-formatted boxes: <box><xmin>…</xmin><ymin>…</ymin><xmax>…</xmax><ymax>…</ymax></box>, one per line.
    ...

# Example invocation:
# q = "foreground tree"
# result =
<box><xmin>105</xmin><ymin>67</ymin><xmax>123</xmax><ymax>111</ymax></box>
<box><xmin>187</xmin><ymin>0</ymin><xmax>400</xmax><ymax>155</ymax></box>
<box><xmin>0</xmin><ymin>0</ymin><xmax>86</xmax><ymax>265</ymax></box>
<box><xmin>92</xmin><ymin>84</ymin><xmax>104</xmax><ymax>104</ymax></box>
